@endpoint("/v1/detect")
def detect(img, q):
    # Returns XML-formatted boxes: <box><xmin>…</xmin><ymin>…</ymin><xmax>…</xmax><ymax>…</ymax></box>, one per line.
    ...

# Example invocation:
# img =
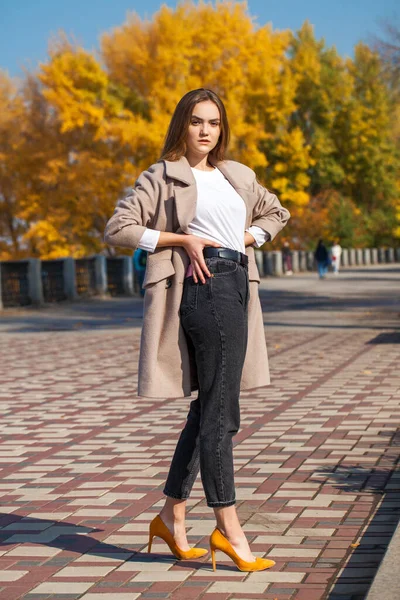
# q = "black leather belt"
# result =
<box><xmin>203</xmin><ymin>247</ymin><xmax>248</xmax><ymax>266</ymax></box>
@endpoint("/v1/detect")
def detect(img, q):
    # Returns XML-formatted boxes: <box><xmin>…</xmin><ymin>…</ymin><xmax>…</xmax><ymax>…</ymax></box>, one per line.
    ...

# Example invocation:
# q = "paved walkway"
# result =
<box><xmin>0</xmin><ymin>265</ymin><xmax>399</xmax><ymax>600</ymax></box>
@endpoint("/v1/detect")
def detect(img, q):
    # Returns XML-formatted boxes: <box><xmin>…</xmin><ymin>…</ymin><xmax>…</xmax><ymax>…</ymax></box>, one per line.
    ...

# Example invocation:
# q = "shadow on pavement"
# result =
<box><xmin>0</xmin><ymin>517</ymin><xmax>130</xmax><ymax>557</ymax></box>
<box><xmin>263</xmin><ymin>322</ymin><xmax>399</xmax><ymax>331</ymax></box>
<box><xmin>0</xmin><ymin>277</ymin><xmax>399</xmax><ymax>333</ymax></box>
<box><xmin>367</xmin><ymin>331</ymin><xmax>400</xmax><ymax>344</ymax></box>
<box><xmin>0</xmin><ymin>515</ymin><xmax>207</xmax><ymax>567</ymax></box>
<box><xmin>0</xmin><ymin>297</ymin><xmax>144</xmax><ymax>333</ymax></box>
<box><xmin>334</xmin><ymin>268</ymin><xmax>400</xmax><ymax>276</ymax></box>
<box><xmin>258</xmin><ymin>289</ymin><xmax>399</xmax><ymax>313</ymax></box>
<box><xmin>312</xmin><ymin>429</ymin><xmax>400</xmax><ymax>600</ymax></box>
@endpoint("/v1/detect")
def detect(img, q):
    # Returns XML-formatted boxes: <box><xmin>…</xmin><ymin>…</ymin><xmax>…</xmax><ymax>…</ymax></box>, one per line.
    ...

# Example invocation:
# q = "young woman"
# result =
<box><xmin>104</xmin><ymin>88</ymin><xmax>290</xmax><ymax>572</ymax></box>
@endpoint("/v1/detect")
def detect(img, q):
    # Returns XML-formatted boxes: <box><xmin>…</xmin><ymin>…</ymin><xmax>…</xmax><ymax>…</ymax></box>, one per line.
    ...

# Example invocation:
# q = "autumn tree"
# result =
<box><xmin>0</xmin><ymin>71</ymin><xmax>28</xmax><ymax>259</ymax></box>
<box><xmin>0</xmin><ymin>1</ymin><xmax>399</xmax><ymax>258</ymax></box>
<box><xmin>16</xmin><ymin>39</ymin><xmax>148</xmax><ymax>258</ymax></box>
<box><xmin>283</xmin><ymin>24</ymin><xmax>400</xmax><ymax>248</ymax></box>
<box><xmin>101</xmin><ymin>2</ymin><xmax>311</xmax><ymax>197</ymax></box>
<box><xmin>333</xmin><ymin>44</ymin><xmax>400</xmax><ymax>245</ymax></box>
<box><xmin>373</xmin><ymin>21</ymin><xmax>400</xmax><ymax>239</ymax></box>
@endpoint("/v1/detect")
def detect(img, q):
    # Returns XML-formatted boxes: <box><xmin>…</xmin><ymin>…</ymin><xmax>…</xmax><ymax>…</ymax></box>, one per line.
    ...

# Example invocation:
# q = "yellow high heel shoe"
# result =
<box><xmin>148</xmin><ymin>515</ymin><xmax>208</xmax><ymax>560</ymax></box>
<box><xmin>210</xmin><ymin>528</ymin><xmax>276</xmax><ymax>572</ymax></box>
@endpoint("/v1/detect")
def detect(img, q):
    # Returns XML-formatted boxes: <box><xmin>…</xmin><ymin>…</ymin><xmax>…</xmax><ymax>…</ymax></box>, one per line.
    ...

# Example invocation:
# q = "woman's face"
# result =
<box><xmin>185</xmin><ymin>100</ymin><xmax>221</xmax><ymax>158</ymax></box>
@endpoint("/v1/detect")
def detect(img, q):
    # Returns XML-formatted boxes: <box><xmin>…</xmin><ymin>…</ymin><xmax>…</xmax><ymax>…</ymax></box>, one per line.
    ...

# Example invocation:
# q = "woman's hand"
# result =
<box><xmin>182</xmin><ymin>235</ymin><xmax>221</xmax><ymax>284</ymax></box>
<box><xmin>155</xmin><ymin>231</ymin><xmax>221</xmax><ymax>284</ymax></box>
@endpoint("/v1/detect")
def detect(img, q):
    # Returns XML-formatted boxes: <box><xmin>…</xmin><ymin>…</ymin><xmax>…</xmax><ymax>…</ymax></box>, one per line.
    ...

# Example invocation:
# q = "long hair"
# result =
<box><xmin>160</xmin><ymin>89</ymin><xmax>230</xmax><ymax>162</ymax></box>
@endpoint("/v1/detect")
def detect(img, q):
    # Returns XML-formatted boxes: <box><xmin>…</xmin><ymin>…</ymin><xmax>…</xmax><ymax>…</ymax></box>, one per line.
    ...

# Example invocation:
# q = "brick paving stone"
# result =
<box><xmin>28</xmin><ymin>581</ymin><xmax>95</xmax><ymax>593</ymax></box>
<box><xmin>306</xmin><ymin>572</ymin><xmax>333</xmax><ymax>584</ymax></box>
<box><xmin>81</xmin><ymin>595</ymin><xmax>140</xmax><ymax>599</ymax></box>
<box><xmin>201</xmin><ymin>594</ymin><xmax>230</xmax><ymax>600</ymax></box>
<box><xmin>148</xmin><ymin>581</ymin><xmax>182</xmax><ymax>593</ymax></box>
<box><xmin>0</xmin><ymin>587</ymin><xmax>38</xmax><ymax>600</ymax></box>
<box><xmin>205</xmin><ymin>581</ymin><xmax>268</xmax><ymax>593</ymax></box>
<box><xmin>50</xmin><ymin>565</ymin><xmax>116</xmax><ymax>578</ymax></box>
<box><xmin>131</xmin><ymin>572</ymin><xmax>192</xmax><ymax>582</ymax></box>
<box><xmin>0</xmin><ymin>268</ymin><xmax>399</xmax><ymax>600</ymax></box>
<box><xmin>170</xmin><ymin>589</ymin><xmax>208</xmax><ymax>600</ymax></box>
<box><xmin>0</xmin><ymin>569</ymin><xmax>28</xmax><ymax>581</ymax></box>
<box><xmin>19</xmin><ymin>595</ymin><xmax>50</xmax><ymax>600</ymax></box>
<box><xmin>294</xmin><ymin>589</ymin><xmax>326</xmax><ymax>600</ymax></box>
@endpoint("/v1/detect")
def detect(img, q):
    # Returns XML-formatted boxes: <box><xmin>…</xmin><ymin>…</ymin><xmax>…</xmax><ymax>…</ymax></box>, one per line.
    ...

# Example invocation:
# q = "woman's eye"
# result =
<box><xmin>191</xmin><ymin>121</ymin><xmax>200</xmax><ymax>125</ymax></box>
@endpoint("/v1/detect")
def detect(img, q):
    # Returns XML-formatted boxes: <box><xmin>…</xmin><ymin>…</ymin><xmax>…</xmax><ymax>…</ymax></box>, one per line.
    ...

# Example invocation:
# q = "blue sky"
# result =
<box><xmin>1</xmin><ymin>0</ymin><xmax>398</xmax><ymax>78</ymax></box>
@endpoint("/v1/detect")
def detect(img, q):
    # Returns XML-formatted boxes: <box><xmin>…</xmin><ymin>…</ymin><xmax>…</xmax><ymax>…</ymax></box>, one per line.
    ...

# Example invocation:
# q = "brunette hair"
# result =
<box><xmin>160</xmin><ymin>88</ymin><xmax>229</xmax><ymax>162</ymax></box>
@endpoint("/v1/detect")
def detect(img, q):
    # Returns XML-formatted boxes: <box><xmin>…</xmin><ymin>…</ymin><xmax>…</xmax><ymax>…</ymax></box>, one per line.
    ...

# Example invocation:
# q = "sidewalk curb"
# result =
<box><xmin>365</xmin><ymin>519</ymin><xmax>400</xmax><ymax>600</ymax></box>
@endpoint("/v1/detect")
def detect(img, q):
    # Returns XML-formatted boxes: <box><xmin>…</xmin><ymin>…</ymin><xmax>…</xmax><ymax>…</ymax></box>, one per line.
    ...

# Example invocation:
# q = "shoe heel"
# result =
<box><xmin>148</xmin><ymin>517</ymin><xmax>158</xmax><ymax>553</ymax></box>
<box><xmin>211</xmin><ymin>547</ymin><xmax>217</xmax><ymax>571</ymax></box>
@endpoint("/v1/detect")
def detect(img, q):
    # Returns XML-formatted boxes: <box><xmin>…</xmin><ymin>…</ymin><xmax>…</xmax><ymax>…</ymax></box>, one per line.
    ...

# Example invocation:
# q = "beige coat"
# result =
<box><xmin>104</xmin><ymin>155</ymin><xmax>290</xmax><ymax>398</ymax></box>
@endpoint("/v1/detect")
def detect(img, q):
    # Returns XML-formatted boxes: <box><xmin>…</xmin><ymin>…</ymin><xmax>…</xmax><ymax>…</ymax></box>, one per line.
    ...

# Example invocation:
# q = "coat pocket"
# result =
<box><xmin>245</xmin><ymin>246</ymin><xmax>261</xmax><ymax>283</ymax></box>
<box><xmin>142</xmin><ymin>248</ymin><xmax>176</xmax><ymax>288</ymax></box>
<box><xmin>248</xmin><ymin>259</ymin><xmax>261</xmax><ymax>283</ymax></box>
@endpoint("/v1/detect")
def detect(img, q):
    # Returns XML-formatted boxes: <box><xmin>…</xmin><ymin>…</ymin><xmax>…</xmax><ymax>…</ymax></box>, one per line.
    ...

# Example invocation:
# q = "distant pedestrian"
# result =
<box><xmin>331</xmin><ymin>241</ymin><xmax>342</xmax><ymax>275</ymax></box>
<box><xmin>133</xmin><ymin>248</ymin><xmax>147</xmax><ymax>296</ymax></box>
<box><xmin>314</xmin><ymin>239</ymin><xmax>329</xmax><ymax>279</ymax></box>
<box><xmin>282</xmin><ymin>241</ymin><xmax>293</xmax><ymax>276</ymax></box>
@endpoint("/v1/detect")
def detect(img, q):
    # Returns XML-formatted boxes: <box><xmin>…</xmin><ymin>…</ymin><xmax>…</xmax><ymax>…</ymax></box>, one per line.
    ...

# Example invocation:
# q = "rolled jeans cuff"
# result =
<box><xmin>163</xmin><ymin>488</ymin><xmax>189</xmax><ymax>501</ymax></box>
<box><xmin>207</xmin><ymin>499</ymin><xmax>236</xmax><ymax>508</ymax></box>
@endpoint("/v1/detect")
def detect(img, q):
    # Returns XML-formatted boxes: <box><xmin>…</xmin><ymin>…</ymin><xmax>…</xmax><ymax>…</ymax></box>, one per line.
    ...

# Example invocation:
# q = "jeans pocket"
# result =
<box><xmin>209</xmin><ymin>260</ymin><xmax>239</xmax><ymax>277</ymax></box>
<box><xmin>180</xmin><ymin>278</ymin><xmax>199</xmax><ymax>318</ymax></box>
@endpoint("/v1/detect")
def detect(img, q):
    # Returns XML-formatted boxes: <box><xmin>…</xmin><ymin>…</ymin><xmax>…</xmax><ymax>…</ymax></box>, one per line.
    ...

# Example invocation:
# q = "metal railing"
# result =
<box><xmin>0</xmin><ymin>261</ymin><xmax>31</xmax><ymax>307</ymax></box>
<box><xmin>75</xmin><ymin>258</ymin><xmax>97</xmax><ymax>296</ymax></box>
<box><xmin>41</xmin><ymin>260</ymin><xmax>67</xmax><ymax>303</ymax></box>
<box><xmin>106</xmin><ymin>258</ymin><xmax>125</xmax><ymax>296</ymax></box>
<box><xmin>0</xmin><ymin>248</ymin><xmax>399</xmax><ymax>309</ymax></box>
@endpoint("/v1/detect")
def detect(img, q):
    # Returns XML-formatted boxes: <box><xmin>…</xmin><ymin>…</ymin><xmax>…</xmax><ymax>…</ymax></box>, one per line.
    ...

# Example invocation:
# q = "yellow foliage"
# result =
<box><xmin>0</xmin><ymin>3</ymin><xmax>398</xmax><ymax>259</ymax></box>
<box><xmin>269</xmin><ymin>127</ymin><xmax>313</xmax><ymax>206</ymax></box>
<box><xmin>101</xmin><ymin>1</ymin><xmax>293</xmax><ymax>170</ymax></box>
<box><xmin>23</xmin><ymin>220</ymin><xmax>71</xmax><ymax>259</ymax></box>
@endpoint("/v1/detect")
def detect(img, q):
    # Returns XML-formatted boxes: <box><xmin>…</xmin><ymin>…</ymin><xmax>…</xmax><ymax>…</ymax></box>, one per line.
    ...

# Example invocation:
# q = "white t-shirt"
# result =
<box><xmin>138</xmin><ymin>166</ymin><xmax>270</xmax><ymax>253</ymax></box>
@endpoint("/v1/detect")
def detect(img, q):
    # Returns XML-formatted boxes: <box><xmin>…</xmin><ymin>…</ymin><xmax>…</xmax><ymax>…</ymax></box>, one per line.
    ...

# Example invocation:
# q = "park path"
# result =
<box><xmin>0</xmin><ymin>265</ymin><xmax>399</xmax><ymax>600</ymax></box>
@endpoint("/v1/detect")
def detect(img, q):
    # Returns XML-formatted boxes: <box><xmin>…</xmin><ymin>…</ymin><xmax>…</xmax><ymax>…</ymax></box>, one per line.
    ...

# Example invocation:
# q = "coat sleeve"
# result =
<box><xmin>104</xmin><ymin>164</ymin><xmax>162</xmax><ymax>250</ymax></box>
<box><xmin>250</xmin><ymin>179</ymin><xmax>290</xmax><ymax>241</ymax></box>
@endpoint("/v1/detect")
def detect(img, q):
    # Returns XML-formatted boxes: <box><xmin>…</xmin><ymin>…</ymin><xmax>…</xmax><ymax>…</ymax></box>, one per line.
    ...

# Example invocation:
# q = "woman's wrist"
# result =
<box><xmin>244</xmin><ymin>231</ymin><xmax>256</xmax><ymax>247</ymax></box>
<box><xmin>156</xmin><ymin>231</ymin><xmax>189</xmax><ymax>248</ymax></box>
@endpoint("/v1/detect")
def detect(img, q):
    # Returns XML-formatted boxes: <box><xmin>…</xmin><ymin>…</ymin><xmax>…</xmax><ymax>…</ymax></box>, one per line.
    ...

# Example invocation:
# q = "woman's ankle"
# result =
<box><xmin>214</xmin><ymin>505</ymin><xmax>243</xmax><ymax>538</ymax></box>
<box><xmin>220</xmin><ymin>526</ymin><xmax>246</xmax><ymax>545</ymax></box>
<box><xmin>160</xmin><ymin>498</ymin><xmax>187</xmax><ymax>525</ymax></box>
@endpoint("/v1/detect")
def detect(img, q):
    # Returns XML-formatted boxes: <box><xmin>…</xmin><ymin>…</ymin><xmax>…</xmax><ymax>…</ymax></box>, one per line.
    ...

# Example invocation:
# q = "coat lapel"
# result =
<box><xmin>164</xmin><ymin>157</ymin><xmax>197</xmax><ymax>233</ymax></box>
<box><xmin>173</xmin><ymin>186</ymin><xmax>197</xmax><ymax>233</ymax></box>
<box><xmin>211</xmin><ymin>158</ymin><xmax>253</xmax><ymax>223</ymax></box>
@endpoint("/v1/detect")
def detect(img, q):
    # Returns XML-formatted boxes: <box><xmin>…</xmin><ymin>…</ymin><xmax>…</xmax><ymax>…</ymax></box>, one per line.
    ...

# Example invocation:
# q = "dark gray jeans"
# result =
<box><xmin>163</xmin><ymin>257</ymin><xmax>249</xmax><ymax>507</ymax></box>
